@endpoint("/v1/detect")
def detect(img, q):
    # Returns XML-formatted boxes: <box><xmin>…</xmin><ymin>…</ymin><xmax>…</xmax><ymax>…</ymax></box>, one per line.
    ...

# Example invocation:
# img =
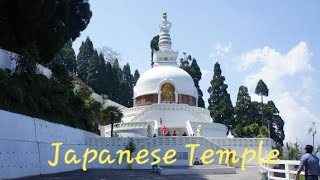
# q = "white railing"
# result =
<box><xmin>103</xmin><ymin>121</ymin><xmax>154</xmax><ymax>132</ymax></box>
<box><xmin>207</xmin><ymin>138</ymin><xmax>275</xmax><ymax>147</ymax></box>
<box><xmin>131</xmin><ymin>136</ymin><xmax>242</xmax><ymax>167</ymax></box>
<box><xmin>186</xmin><ymin>121</ymin><xmax>194</xmax><ymax>136</ymax></box>
<box><xmin>85</xmin><ymin>137</ymin><xmax>151</xmax><ymax>146</ymax></box>
<box><xmin>122</xmin><ymin>106</ymin><xmax>150</xmax><ymax>119</ymax></box>
<box><xmin>259</xmin><ymin>159</ymin><xmax>303</xmax><ymax>180</ymax></box>
<box><xmin>189</xmin><ymin>121</ymin><xmax>227</xmax><ymax>132</ymax></box>
<box><xmin>129</xmin><ymin>103</ymin><xmax>211</xmax><ymax>123</ymax></box>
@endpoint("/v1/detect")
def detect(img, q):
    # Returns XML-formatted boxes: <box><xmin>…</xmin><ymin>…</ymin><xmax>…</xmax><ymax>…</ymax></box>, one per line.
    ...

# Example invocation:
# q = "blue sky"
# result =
<box><xmin>73</xmin><ymin>0</ymin><xmax>320</xmax><ymax>146</ymax></box>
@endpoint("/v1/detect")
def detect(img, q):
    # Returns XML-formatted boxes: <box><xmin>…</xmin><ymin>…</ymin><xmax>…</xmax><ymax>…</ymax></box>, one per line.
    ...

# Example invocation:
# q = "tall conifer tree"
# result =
<box><xmin>179</xmin><ymin>53</ymin><xmax>205</xmax><ymax>107</ymax></box>
<box><xmin>265</xmin><ymin>100</ymin><xmax>285</xmax><ymax>150</ymax></box>
<box><xmin>232</xmin><ymin>86</ymin><xmax>255</xmax><ymax>137</ymax></box>
<box><xmin>105</xmin><ymin>62</ymin><xmax>114</xmax><ymax>99</ymax></box>
<box><xmin>53</xmin><ymin>40</ymin><xmax>77</xmax><ymax>74</ymax></box>
<box><xmin>86</xmin><ymin>50</ymin><xmax>99</xmax><ymax>92</ymax></box>
<box><xmin>77</xmin><ymin>37</ymin><xmax>94</xmax><ymax>82</ymax></box>
<box><xmin>120</xmin><ymin>63</ymin><xmax>134</xmax><ymax>107</ymax></box>
<box><xmin>133</xmin><ymin>69</ymin><xmax>140</xmax><ymax>86</ymax></box>
<box><xmin>207</xmin><ymin>62</ymin><xmax>234</xmax><ymax>131</ymax></box>
<box><xmin>111</xmin><ymin>59</ymin><xmax>122</xmax><ymax>103</ymax></box>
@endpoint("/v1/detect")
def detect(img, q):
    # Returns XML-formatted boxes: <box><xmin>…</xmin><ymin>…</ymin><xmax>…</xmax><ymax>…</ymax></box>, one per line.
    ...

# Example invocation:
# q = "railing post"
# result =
<box><xmin>285</xmin><ymin>163</ymin><xmax>290</xmax><ymax>180</ymax></box>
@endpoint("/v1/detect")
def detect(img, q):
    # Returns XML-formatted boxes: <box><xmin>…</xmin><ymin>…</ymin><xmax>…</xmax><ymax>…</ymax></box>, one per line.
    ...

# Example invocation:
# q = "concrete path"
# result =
<box><xmin>16</xmin><ymin>167</ymin><xmax>261</xmax><ymax>180</ymax></box>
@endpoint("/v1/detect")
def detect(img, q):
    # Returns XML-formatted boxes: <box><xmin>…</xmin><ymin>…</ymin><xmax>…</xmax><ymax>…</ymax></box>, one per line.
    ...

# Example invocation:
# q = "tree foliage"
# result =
<box><xmin>0</xmin><ymin>0</ymin><xmax>92</xmax><ymax>64</ymax></box>
<box><xmin>53</xmin><ymin>40</ymin><xmax>77</xmax><ymax>74</ymax></box>
<box><xmin>120</xmin><ymin>63</ymin><xmax>134</xmax><ymax>107</ymax></box>
<box><xmin>0</xmin><ymin>69</ymin><xmax>102</xmax><ymax>133</ymax></box>
<box><xmin>133</xmin><ymin>69</ymin><xmax>140</xmax><ymax>86</ymax></box>
<box><xmin>180</xmin><ymin>53</ymin><xmax>205</xmax><ymax>107</ymax></box>
<box><xmin>150</xmin><ymin>35</ymin><xmax>159</xmax><ymax>67</ymax></box>
<box><xmin>255</xmin><ymin>79</ymin><xmax>269</xmax><ymax>103</ymax></box>
<box><xmin>77</xmin><ymin>36</ymin><xmax>94</xmax><ymax>81</ymax></box>
<box><xmin>207</xmin><ymin>62</ymin><xmax>234</xmax><ymax>131</ymax></box>
<box><xmin>265</xmin><ymin>100</ymin><xmax>285</xmax><ymax>150</ymax></box>
<box><xmin>101</xmin><ymin>106</ymin><xmax>123</xmax><ymax>137</ymax></box>
<box><xmin>283</xmin><ymin>139</ymin><xmax>302</xmax><ymax>160</ymax></box>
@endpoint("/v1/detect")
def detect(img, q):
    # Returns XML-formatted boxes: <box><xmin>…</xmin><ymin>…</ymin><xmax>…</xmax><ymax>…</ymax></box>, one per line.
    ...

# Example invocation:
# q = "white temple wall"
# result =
<box><xmin>139</xmin><ymin>110</ymin><xmax>198</xmax><ymax>127</ymax></box>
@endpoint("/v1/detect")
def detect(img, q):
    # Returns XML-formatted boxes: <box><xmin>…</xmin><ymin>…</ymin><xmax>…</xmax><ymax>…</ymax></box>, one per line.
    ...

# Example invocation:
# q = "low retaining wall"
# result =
<box><xmin>0</xmin><ymin>110</ymin><xmax>99</xmax><ymax>179</ymax></box>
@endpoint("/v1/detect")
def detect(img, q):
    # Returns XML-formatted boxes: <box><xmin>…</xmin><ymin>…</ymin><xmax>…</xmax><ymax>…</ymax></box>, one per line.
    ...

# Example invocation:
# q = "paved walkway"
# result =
<box><xmin>16</xmin><ymin>167</ymin><xmax>261</xmax><ymax>180</ymax></box>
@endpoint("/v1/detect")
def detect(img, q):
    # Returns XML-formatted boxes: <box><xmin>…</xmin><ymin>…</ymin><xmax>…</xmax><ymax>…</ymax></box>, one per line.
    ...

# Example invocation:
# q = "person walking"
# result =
<box><xmin>295</xmin><ymin>145</ymin><xmax>320</xmax><ymax>180</ymax></box>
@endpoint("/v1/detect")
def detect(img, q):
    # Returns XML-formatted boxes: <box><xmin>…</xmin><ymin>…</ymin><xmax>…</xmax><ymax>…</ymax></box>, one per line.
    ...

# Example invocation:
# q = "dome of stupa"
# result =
<box><xmin>134</xmin><ymin>65</ymin><xmax>197</xmax><ymax>98</ymax></box>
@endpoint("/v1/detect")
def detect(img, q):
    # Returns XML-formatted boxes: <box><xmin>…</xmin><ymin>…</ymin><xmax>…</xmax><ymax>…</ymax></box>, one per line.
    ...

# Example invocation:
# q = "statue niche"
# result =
<box><xmin>161</xmin><ymin>83</ymin><xmax>175</xmax><ymax>103</ymax></box>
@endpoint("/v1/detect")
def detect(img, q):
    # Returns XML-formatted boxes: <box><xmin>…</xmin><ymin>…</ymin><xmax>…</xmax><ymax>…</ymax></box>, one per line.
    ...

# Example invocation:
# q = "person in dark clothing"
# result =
<box><xmin>152</xmin><ymin>159</ymin><xmax>158</xmax><ymax>170</ymax></box>
<box><xmin>173</xmin><ymin>131</ymin><xmax>177</xmax><ymax>136</ymax></box>
<box><xmin>153</xmin><ymin>134</ymin><xmax>156</xmax><ymax>138</ymax></box>
<box><xmin>295</xmin><ymin>145</ymin><xmax>320</xmax><ymax>180</ymax></box>
<box><xmin>193</xmin><ymin>158</ymin><xmax>199</xmax><ymax>165</ymax></box>
<box><xmin>182</xmin><ymin>132</ymin><xmax>187</xmax><ymax>136</ymax></box>
<box><xmin>166</xmin><ymin>132</ymin><xmax>171</xmax><ymax>136</ymax></box>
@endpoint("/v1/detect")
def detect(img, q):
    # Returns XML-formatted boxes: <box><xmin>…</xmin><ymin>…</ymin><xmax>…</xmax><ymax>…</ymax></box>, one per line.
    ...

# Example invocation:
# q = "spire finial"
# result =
<box><xmin>162</xmin><ymin>11</ymin><xmax>167</xmax><ymax>21</ymax></box>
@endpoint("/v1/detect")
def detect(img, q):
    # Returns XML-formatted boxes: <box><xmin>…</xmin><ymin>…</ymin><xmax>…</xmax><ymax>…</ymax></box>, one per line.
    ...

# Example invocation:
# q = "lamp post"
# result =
<box><xmin>308</xmin><ymin>121</ymin><xmax>317</xmax><ymax>148</ymax></box>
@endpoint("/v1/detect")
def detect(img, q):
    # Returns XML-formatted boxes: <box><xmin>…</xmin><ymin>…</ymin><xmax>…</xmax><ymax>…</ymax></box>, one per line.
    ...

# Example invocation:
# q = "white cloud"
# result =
<box><xmin>238</xmin><ymin>41</ymin><xmax>320</xmax><ymax>145</ymax></box>
<box><xmin>211</xmin><ymin>42</ymin><xmax>232</xmax><ymax>59</ymax></box>
<box><xmin>242</xmin><ymin>42</ymin><xmax>312</xmax><ymax>90</ymax></box>
<box><xmin>202</xmin><ymin>69</ymin><xmax>210</xmax><ymax>79</ymax></box>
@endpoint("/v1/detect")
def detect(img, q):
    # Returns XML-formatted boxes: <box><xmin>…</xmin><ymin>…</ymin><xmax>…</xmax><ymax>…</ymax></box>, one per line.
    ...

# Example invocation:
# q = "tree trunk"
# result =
<box><xmin>111</xmin><ymin>116</ymin><xmax>114</xmax><ymax>137</ymax></box>
<box><xmin>261</xmin><ymin>95</ymin><xmax>264</xmax><ymax>126</ymax></box>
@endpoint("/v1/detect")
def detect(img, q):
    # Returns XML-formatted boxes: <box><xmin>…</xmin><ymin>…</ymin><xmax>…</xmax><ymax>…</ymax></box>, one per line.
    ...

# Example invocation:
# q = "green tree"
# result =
<box><xmin>179</xmin><ymin>53</ymin><xmax>205</xmax><ymax>107</ymax></box>
<box><xmin>53</xmin><ymin>41</ymin><xmax>77</xmax><ymax>74</ymax></box>
<box><xmin>207</xmin><ymin>62</ymin><xmax>234</xmax><ymax>131</ymax></box>
<box><xmin>111</xmin><ymin>59</ymin><xmax>123</xmax><ymax>103</ymax></box>
<box><xmin>255</xmin><ymin>79</ymin><xmax>269</xmax><ymax>104</ymax></box>
<box><xmin>77</xmin><ymin>37</ymin><xmax>94</xmax><ymax>82</ymax></box>
<box><xmin>255</xmin><ymin>79</ymin><xmax>269</xmax><ymax>127</ymax></box>
<box><xmin>105</xmin><ymin>62</ymin><xmax>114</xmax><ymax>99</ymax></box>
<box><xmin>150</xmin><ymin>35</ymin><xmax>159</xmax><ymax>67</ymax></box>
<box><xmin>119</xmin><ymin>63</ymin><xmax>134</xmax><ymax>107</ymax></box>
<box><xmin>283</xmin><ymin>139</ymin><xmax>302</xmax><ymax>160</ymax></box>
<box><xmin>0</xmin><ymin>0</ymin><xmax>92</xmax><ymax>64</ymax></box>
<box><xmin>265</xmin><ymin>101</ymin><xmax>285</xmax><ymax>150</ymax></box>
<box><xmin>102</xmin><ymin>106</ymin><xmax>123</xmax><ymax>137</ymax></box>
<box><xmin>86</xmin><ymin>51</ymin><xmax>107</xmax><ymax>95</ymax></box>
<box><xmin>232</xmin><ymin>86</ymin><xmax>254</xmax><ymax>137</ymax></box>
<box><xmin>133</xmin><ymin>69</ymin><xmax>140</xmax><ymax>86</ymax></box>
<box><xmin>316</xmin><ymin>145</ymin><xmax>320</xmax><ymax>154</ymax></box>
<box><xmin>86</xmin><ymin>50</ymin><xmax>99</xmax><ymax>92</ymax></box>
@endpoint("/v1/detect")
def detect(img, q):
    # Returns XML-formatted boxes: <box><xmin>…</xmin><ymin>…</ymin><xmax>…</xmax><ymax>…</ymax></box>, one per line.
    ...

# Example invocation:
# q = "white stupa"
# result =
<box><xmin>99</xmin><ymin>12</ymin><xmax>227</xmax><ymax>137</ymax></box>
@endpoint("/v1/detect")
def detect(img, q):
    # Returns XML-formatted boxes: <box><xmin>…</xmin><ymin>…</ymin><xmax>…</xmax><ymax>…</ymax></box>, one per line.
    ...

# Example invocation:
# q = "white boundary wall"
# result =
<box><xmin>0</xmin><ymin>109</ymin><xmax>274</xmax><ymax>179</ymax></box>
<box><xmin>0</xmin><ymin>110</ymin><xmax>99</xmax><ymax>179</ymax></box>
<box><xmin>0</xmin><ymin>49</ymin><xmax>52</xmax><ymax>78</ymax></box>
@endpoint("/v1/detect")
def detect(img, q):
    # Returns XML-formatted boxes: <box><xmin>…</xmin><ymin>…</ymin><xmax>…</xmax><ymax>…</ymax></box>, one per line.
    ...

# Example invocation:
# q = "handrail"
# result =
<box><xmin>130</xmin><ymin>136</ymin><xmax>241</xmax><ymax>167</ymax></box>
<box><xmin>103</xmin><ymin>121</ymin><xmax>152</xmax><ymax>132</ymax></box>
<box><xmin>189</xmin><ymin>121</ymin><xmax>227</xmax><ymax>131</ymax></box>
<box><xmin>259</xmin><ymin>159</ymin><xmax>304</xmax><ymax>180</ymax></box>
<box><xmin>207</xmin><ymin>137</ymin><xmax>275</xmax><ymax>147</ymax></box>
<box><xmin>129</xmin><ymin>103</ymin><xmax>211</xmax><ymax>123</ymax></box>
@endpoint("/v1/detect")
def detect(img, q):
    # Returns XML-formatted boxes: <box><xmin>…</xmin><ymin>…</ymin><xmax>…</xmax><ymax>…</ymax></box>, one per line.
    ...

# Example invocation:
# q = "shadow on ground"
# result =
<box><xmin>14</xmin><ymin>167</ymin><xmax>261</xmax><ymax>180</ymax></box>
